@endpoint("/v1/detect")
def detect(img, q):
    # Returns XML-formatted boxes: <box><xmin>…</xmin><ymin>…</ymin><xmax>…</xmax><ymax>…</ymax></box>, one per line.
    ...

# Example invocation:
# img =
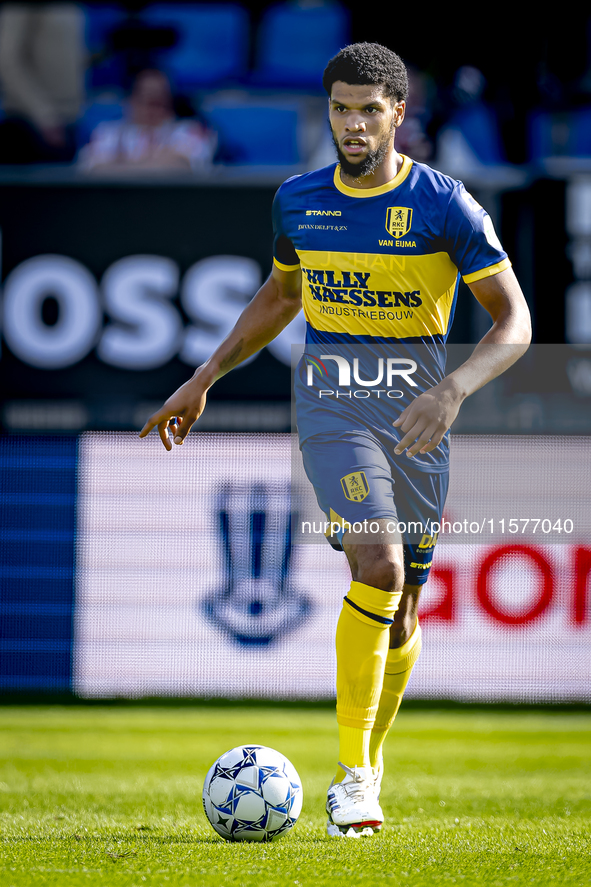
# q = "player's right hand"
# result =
<box><xmin>139</xmin><ymin>377</ymin><xmax>208</xmax><ymax>451</ymax></box>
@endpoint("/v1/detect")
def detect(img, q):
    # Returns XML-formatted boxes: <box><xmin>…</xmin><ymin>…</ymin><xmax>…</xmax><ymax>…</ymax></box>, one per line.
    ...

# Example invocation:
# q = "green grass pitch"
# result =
<box><xmin>1</xmin><ymin>704</ymin><xmax>590</xmax><ymax>886</ymax></box>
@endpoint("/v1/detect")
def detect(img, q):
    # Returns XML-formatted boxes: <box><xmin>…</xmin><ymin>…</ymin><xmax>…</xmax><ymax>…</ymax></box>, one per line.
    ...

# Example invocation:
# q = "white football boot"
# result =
<box><xmin>373</xmin><ymin>755</ymin><xmax>384</xmax><ymax>800</ymax></box>
<box><xmin>326</xmin><ymin>762</ymin><xmax>384</xmax><ymax>837</ymax></box>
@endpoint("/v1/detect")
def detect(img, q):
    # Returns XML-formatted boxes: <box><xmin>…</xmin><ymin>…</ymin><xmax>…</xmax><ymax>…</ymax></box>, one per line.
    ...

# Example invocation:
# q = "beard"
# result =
<box><xmin>331</xmin><ymin>120</ymin><xmax>396</xmax><ymax>179</ymax></box>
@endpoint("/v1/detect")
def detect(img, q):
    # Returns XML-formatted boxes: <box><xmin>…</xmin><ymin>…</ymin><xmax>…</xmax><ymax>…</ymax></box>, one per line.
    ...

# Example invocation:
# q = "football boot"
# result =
<box><xmin>326</xmin><ymin>762</ymin><xmax>383</xmax><ymax>837</ymax></box>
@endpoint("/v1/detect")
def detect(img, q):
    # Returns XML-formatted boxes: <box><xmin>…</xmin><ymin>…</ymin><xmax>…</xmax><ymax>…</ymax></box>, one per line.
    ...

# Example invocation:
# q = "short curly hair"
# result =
<box><xmin>322</xmin><ymin>42</ymin><xmax>408</xmax><ymax>103</ymax></box>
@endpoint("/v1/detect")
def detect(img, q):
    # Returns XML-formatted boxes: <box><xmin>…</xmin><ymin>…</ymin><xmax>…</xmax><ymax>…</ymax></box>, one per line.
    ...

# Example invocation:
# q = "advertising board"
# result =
<box><xmin>74</xmin><ymin>432</ymin><xmax>591</xmax><ymax>701</ymax></box>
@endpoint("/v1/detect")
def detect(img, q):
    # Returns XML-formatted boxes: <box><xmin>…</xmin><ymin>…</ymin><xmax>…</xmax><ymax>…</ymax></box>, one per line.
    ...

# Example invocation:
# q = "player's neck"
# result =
<box><xmin>339</xmin><ymin>149</ymin><xmax>404</xmax><ymax>191</ymax></box>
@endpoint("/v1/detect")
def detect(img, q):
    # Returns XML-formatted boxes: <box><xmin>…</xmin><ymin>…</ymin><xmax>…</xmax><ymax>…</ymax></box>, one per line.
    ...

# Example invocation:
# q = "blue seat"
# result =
<box><xmin>529</xmin><ymin>108</ymin><xmax>591</xmax><ymax>159</ymax></box>
<box><xmin>203</xmin><ymin>103</ymin><xmax>300</xmax><ymax>165</ymax></box>
<box><xmin>254</xmin><ymin>1</ymin><xmax>350</xmax><ymax>89</ymax></box>
<box><xmin>448</xmin><ymin>104</ymin><xmax>506</xmax><ymax>164</ymax></box>
<box><xmin>141</xmin><ymin>4</ymin><xmax>249</xmax><ymax>88</ymax></box>
<box><xmin>84</xmin><ymin>4</ymin><xmax>128</xmax><ymax>55</ymax></box>
<box><xmin>83</xmin><ymin>4</ymin><xmax>129</xmax><ymax>91</ymax></box>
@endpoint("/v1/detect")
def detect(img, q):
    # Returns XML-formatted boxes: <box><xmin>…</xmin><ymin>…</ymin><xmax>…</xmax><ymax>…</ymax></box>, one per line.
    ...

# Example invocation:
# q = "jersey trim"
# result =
<box><xmin>333</xmin><ymin>155</ymin><xmax>413</xmax><ymax>198</ymax></box>
<box><xmin>462</xmin><ymin>257</ymin><xmax>511</xmax><ymax>284</ymax></box>
<box><xmin>273</xmin><ymin>257</ymin><xmax>300</xmax><ymax>272</ymax></box>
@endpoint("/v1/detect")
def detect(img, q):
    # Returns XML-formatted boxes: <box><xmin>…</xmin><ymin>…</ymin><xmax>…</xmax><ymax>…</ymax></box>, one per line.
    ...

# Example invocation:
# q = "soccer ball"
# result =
<box><xmin>202</xmin><ymin>744</ymin><xmax>303</xmax><ymax>842</ymax></box>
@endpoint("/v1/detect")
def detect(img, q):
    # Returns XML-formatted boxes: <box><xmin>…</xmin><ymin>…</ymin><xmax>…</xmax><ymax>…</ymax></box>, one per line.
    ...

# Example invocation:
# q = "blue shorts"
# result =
<box><xmin>300</xmin><ymin>429</ymin><xmax>449</xmax><ymax>586</ymax></box>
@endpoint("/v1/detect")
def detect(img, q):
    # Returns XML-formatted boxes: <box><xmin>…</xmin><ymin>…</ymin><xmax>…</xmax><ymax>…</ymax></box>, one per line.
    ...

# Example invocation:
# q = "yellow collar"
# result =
<box><xmin>333</xmin><ymin>154</ymin><xmax>413</xmax><ymax>198</ymax></box>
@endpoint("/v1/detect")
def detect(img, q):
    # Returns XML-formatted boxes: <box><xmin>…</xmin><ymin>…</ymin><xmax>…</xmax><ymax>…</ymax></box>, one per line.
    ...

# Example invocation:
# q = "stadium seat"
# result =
<box><xmin>202</xmin><ymin>100</ymin><xmax>301</xmax><ymax>165</ymax></box>
<box><xmin>140</xmin><ymin>4</ymin><xmax>249</xmax><ymax>88</ymax></box>
<box><xmin>529</xmin><ymin>108</ymin><xmax>591</xmax><ymax>159</ymax></box>
<box><xmin>83</xmin><ymin>4</ymin><xmax>129</xmax><ymax>91</ymax></box>
<box><xmin>447</xmin><ymin>104</ymin><xmax>506</xmax><ymax>165</ymax></box>
<box><xmin>253</xmin><ymin>1</ymin><xmax>350</xmax><ymax>89</ymax></box>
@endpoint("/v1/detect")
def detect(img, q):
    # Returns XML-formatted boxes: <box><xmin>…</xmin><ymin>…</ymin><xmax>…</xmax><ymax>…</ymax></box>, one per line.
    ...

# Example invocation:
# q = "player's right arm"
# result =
<box><xmin>139</xmin><ymin>263</ymin><xmax>301</xmax><ymax>450</ymax></box>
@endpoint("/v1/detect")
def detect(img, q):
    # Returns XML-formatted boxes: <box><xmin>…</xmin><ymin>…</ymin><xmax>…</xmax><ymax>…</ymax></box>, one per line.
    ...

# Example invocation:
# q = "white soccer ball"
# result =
<box><xmin>202</xmin><ymin>744</ymin><xmax>303</xmax><ymax>842</ymax></box>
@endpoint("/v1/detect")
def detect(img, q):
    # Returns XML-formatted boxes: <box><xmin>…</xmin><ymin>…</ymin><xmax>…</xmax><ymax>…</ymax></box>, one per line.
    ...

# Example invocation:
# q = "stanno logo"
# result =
<box><xmin>385</xmin><ymin>207</ymin><xmax>413</xmax><ymax>239</ymax></box>
<box><xmin>306</xmin><ymin>210</ymin><xmax>342</xmax><ymax>216</ymax></box>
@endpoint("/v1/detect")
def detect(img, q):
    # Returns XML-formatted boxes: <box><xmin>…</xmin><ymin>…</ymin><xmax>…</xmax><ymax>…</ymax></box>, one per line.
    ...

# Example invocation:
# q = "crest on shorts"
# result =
<box><xmin>341</xmin><ymin>471</ymin><xmax>370</xmax><ymax>502</ymax></box>
<box><xmin>385</xmin><ymin>206</ymin><xmax>413</xmax><ymax>239</ymax></box>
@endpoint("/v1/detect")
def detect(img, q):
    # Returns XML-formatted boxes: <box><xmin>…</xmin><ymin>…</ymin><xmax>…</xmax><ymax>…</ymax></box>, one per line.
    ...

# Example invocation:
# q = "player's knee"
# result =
<box><xmin>356</xmin><ymin>551</ymin><xmax>404</xmax><ymax>594</ymax></box>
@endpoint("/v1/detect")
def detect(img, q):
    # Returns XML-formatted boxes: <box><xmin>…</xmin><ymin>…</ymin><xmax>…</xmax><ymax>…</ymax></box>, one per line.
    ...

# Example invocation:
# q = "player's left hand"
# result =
<box><xmin>393</xmin><ymin>379</ymin><xmax>464</xmax><ymax>457</ymax></box>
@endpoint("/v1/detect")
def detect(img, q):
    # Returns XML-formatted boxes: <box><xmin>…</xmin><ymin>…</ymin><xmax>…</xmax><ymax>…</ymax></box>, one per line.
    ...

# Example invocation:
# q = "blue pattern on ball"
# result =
<box><xmin>202</xmin><ymin>745</ymin><xmax>303</xmax><ymax>842</ymax></box>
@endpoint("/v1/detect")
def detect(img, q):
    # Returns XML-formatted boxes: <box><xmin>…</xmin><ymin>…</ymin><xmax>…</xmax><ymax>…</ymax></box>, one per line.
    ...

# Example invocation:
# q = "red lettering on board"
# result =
<box><xmin>420</xmin><ymin>568</ymin><xmax>455</xmax><ymax>622</ymax></box>
<box><xmin>573</xmin><ymin>546</ymin><xmax>591</xmax><ymax>625</ymax></box>
<box><xmin>476</xmin><ymin>545</ymin><xmax>553</xmax><ymax>626</ymax></box>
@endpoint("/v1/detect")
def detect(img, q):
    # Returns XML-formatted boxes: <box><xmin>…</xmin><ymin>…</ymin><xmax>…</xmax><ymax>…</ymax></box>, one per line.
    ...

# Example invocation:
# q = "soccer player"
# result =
<box><xmin>140</xmin><ymin>44</ymin><xmax>531</xmax><ymax>837</ymax></box>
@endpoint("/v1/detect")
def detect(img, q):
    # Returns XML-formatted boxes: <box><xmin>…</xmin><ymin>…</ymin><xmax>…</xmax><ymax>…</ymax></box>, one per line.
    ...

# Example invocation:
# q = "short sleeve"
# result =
<box><xmin>272</xmin><ymin>186</ymin><xmax>300</xmax><ymax>271</ymax></box>
<box><xmin>443</xmin><ymin>183</ymin><xmax>511</xmax><ymax>283</ymax></box>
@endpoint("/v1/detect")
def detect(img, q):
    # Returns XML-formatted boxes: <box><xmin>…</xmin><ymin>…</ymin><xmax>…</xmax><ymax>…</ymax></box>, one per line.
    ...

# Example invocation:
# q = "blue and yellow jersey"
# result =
<box><xmin>273</xmin><ymin>156</ymin><xmax>510</xmax><ymax>462</ymax></box>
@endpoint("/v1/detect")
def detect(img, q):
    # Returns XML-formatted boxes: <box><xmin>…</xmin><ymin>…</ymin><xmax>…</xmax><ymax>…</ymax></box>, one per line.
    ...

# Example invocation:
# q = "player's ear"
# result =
<box><xmin>393</xmin><ymin>100</ymin><xmax>406</xmax><ymax>127</ymax></box>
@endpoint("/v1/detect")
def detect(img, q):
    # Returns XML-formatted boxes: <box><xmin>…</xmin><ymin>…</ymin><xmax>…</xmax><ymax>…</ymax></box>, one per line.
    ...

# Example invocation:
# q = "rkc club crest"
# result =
<box><xmin>385</xmin><ymin>206</ymin><xmax>413</xmax><ymax>239</ymax></box>
<box><xmin>341</xmin><ymin>471</ymin><xmax>370</xmax><ymax>502</ymax></box>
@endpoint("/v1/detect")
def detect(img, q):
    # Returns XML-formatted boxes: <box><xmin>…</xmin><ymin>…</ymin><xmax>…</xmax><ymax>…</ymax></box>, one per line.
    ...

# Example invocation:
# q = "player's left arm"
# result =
<box><xmin>393</xmin><ymin>266</ymin><xmax>532</xmax><ymax>457</ymax></box>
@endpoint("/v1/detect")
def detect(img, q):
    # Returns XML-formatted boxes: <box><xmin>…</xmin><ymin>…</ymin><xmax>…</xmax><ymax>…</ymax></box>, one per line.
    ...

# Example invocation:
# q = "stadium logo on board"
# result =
<box><xmin>385</xmin><ymin>207</ymin><xmax>413</xmax><ymax>239</ymax></box>
<box><xmin>201</xmin><ymin>483</ymin><xmax>311</xmax><ymax>646</ymax></box>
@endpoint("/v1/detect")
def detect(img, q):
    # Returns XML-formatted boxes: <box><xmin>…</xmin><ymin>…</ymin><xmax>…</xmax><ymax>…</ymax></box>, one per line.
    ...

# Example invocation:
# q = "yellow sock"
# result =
<box><xmin>335</xmin><ymin>580</ymin><xmax>401</xmax><ymax>781</ymax></box>
<box><xmin>369</xmin><ymin>622</ymin><xmax>422</xmax><ymax>770</ymax></box>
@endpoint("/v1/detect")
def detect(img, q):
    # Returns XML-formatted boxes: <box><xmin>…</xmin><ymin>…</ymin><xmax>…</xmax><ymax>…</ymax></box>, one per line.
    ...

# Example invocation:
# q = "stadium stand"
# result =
<box><xmin>252</xmin><ymin>1</ymin><xmax>350</xmax><ymax>89</ymax></box>
<box><xmin>141</xmin><ymin>3</ymin><xmax>250</xmax><ymax>88</ymax></box>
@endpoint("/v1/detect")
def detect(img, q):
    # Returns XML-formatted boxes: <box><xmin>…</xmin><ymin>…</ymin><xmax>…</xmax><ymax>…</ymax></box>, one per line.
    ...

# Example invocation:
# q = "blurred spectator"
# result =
<box><xmin>78</xmin><ymin>69</ymin><xmax>217</xmax><ymax>173</ymax></box>
<box><xmin>394</xmin><ymin>66</ymin><xmax>435</xmax><ymax>162</ymax></box>
<box><xmin>0</xmin><ymin>2</ymin><xmax>85</xmax><ymax>164</ymax></box>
